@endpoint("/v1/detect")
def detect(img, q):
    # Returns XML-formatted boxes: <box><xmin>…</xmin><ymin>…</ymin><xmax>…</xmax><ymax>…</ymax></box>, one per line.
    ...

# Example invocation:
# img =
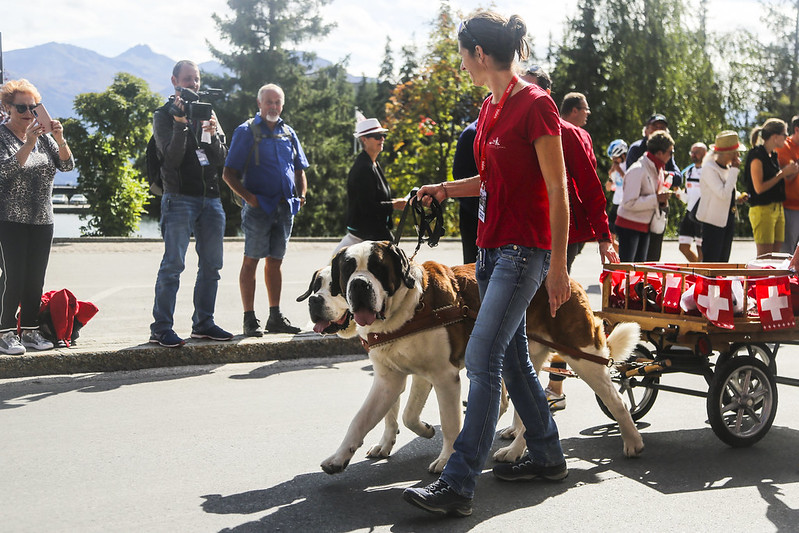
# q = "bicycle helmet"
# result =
<box><xmin>607</xmin><ymin>139</ymin><xmax>628</xmax><ymax>159</ymax></box>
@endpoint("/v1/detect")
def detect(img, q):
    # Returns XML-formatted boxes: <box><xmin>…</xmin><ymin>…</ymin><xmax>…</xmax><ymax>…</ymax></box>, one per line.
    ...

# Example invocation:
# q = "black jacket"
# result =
<box><xmin>153</xmin><ymin>103</ymin><xmax>227</xmax><ymax>197</ymax></box>
<box><xmin>345</xmin><ymin>151</ymin><xmax>394</xmax><ymax>241</ymax></box>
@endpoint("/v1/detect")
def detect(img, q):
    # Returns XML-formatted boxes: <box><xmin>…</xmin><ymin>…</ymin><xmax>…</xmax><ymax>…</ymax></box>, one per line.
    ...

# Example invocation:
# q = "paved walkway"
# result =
<box><xmin>0</xmin><ymin>237</ymin><xmax>759</xmax><ymax>378</ymax></box>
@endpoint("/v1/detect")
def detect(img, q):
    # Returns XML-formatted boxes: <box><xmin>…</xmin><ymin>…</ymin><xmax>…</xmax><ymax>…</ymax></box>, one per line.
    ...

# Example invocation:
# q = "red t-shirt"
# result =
<box><xmin>473</xmin><ymin>84</ymin><xmax>561</xmax><ymax>250</ymax></box>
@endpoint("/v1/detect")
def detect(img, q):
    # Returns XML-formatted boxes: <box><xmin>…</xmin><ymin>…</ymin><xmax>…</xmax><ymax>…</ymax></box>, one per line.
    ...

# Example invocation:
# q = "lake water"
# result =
<box><xmin>53</xmin><ymin>213</ymin><xmax>161</xmax><ymax>238</ymax></box>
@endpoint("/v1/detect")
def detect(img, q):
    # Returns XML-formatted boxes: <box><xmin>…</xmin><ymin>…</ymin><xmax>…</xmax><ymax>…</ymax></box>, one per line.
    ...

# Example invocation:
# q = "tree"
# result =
<box><xmin>210</xmin><ymin>0</ymin><xmax>356</xmax><ymax>236</ymax></box>
<box><xmin>62</xmin><ymin>73</ymin><xmax>160</xmax><ymax>236</ymax></box>
<box><xmin>398</xmin><ymin>44</ymin><xmax>420</xmax><ymax>83</ymax></box>
<box><xmin>757</xmin><ymin>0</ymin><xmax>799</xmax><ymax>119</ymax></box>
<box><xmin>549</xmin><ymin>0</ymin><xmax>733</xmax><ymax>233</ymax></box>
<box><xmin>382</xmin><ymin>3</ymin><xmax>486</xmax><ymax>236</ymax></box>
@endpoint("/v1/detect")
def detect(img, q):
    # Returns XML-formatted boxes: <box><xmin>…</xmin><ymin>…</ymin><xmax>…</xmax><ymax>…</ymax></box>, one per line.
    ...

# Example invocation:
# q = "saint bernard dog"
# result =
<box><xmin>299</xmin><ymin>240</ymin><xmax>643</xmax><ymax>475</ymax></box>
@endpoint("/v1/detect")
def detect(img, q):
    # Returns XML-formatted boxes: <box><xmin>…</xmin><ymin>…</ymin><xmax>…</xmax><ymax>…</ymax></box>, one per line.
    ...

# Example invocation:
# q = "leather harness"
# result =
<box><xmin>526</xmin><ymin>332</ymin><xmax>613</xmax><ymax>367</ymax></box>
<box><xmin>358</xmin><ymin>276</ymin><xmax>612</xmax><ymax>368</ymax></box>
<box><xmin>359</xmin><ymin>288</ymin><xmax>478</xmax><ymax>352</ymax></box>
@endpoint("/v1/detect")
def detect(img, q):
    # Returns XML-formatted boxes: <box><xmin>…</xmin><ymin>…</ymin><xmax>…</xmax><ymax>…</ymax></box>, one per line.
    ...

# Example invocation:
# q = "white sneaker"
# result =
<box><xmin>545</xmin><ymin>386</ymin><xmax>566</xmax><ymax>412</ymax></box>
<box><xmin>20</xmin><ymin>329</ymin><xmax>54</xmax><ymax>351</ymax></box>
<box><xmin>0</xmin><ymin>331</ymin><xmax>26</xmax><ymax>355</ymax></box>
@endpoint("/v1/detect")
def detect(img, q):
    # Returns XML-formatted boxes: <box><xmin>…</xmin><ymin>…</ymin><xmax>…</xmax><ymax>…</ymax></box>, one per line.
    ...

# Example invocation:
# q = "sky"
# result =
<box><xmin>2</xmin><ymin>0</ymin><xmax>770</xmax><ymax>79</ymax></box>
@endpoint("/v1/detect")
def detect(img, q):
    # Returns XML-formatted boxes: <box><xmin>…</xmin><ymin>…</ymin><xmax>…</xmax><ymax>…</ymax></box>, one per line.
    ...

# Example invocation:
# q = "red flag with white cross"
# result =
<box><xmin>755</xmin><ymin>276</ymin><xmax>796</xmax><ymax>331</ymax></box>
<box><xmin>662</xmin><ymin>273</ymin><xmax>684</xmax><ymax>312</ymax></box>
<box><xmin>694</xmin><ymin>276</ymin><xmax>735</xmax><ymax>329</ymax></box>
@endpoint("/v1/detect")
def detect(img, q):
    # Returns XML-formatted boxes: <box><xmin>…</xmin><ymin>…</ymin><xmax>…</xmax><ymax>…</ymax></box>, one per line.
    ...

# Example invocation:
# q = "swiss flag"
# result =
<box><xmin>694</xmin><ymin>276</ymin><xmax>735</xmax><ymax>329</ymax></box>
<box><xmin>662</xmin><ymin>273</ymin><xmax>684</xmax><ymax>312</ymax></box>
<box><xmin>755</xmin><ymin>276</ymin><xmax>796</xmax><ymax>330</ymax></box>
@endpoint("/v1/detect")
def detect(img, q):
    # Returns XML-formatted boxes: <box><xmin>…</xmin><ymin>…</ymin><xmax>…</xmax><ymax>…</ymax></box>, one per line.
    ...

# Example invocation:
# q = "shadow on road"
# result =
<box><xmin>0</xmin><ymin>366</ymin><xmax>218</xmax><ymax>410</ymax></box>
<box><xmin>200</xmin><ymin>424</ymin><xmax>799</xmax><ymax>532</ymax></box>
<box><xmin>226</xmin><ymin>355</ymin><xmax>368</xmax><ymax>380</ymax></box>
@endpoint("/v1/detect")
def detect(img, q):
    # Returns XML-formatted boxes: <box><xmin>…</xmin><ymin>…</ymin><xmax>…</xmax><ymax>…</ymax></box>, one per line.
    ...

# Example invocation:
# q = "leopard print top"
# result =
<box><xmin>0</xmin><ymin>124</ymin><xmax>74</xmax><ymax>225</ymax></box>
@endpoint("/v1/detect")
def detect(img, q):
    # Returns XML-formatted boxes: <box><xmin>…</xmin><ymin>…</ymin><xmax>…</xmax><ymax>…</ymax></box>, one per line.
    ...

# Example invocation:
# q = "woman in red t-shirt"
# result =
<box><xmin>403</xmin><ymin>9</ymin><xmax>570</xmax><ymax>517</ymax></box>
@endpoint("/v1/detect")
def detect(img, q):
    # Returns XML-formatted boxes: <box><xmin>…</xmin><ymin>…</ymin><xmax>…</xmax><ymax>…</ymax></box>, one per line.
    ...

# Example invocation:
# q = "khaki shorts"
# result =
<box><xmin>749</xmin><ymin>203</ymin><xmax>785</xmax><ymax>245</ymax></box>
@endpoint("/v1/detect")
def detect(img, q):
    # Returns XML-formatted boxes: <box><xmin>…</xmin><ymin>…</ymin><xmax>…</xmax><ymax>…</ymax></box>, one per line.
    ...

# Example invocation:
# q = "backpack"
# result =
<box><xmin>233</xmin><ymin>118</ymin><xmax>299</xmax><ymax>207</ymax></box>
<box><xmin>145</xmin><ymin>135</ymin><xmax>164</xmax><ymax>195</ymax></box>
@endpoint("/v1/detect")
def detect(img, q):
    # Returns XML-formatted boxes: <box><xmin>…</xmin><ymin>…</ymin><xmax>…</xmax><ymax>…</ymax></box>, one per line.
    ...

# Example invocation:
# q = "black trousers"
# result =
<box><xmin>0</xmin><ymin>221</ymin><xmax>53</xmax><ymax>331</ymax></box>
<box><xmin>701</xmin><ymin>216</ymin><xmax>735</xmax><ymax>263</ymax></box>
<box><xmin>459</xmin><ymin>205</ymin><xmax>479</xmax><ymax>265</ymax></box>
<box><xmin>646</xmin><ymin>231</ymin><xmax>664</xmax><ymax>261</ymax></box>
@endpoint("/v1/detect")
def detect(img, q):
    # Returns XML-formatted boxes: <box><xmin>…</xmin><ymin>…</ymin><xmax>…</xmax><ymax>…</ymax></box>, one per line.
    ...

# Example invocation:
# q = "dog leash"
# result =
<box><xmin>526</xmin><ymin>332</ymin><xmax>613</xmax><ymax>367</ymax></box>
<box><xmin>394</xmin><ymin>188</ymin><xmax>445</xmax><ymax>260</ymax></box>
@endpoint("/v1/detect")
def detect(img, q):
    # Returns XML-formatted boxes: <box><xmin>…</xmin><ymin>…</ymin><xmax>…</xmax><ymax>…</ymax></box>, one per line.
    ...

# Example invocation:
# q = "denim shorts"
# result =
<box><xmin>242</xmin><ymin>201</ymin><xmax>294</xmax><ymax>259</ymax></box>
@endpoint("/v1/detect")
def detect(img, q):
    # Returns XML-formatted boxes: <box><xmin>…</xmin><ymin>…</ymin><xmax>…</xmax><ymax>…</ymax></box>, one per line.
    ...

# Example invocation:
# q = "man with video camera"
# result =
<box><xmin>149</xmin><ymin>59</ymin><xmax>232</xmax><ymax>348</ymax></box>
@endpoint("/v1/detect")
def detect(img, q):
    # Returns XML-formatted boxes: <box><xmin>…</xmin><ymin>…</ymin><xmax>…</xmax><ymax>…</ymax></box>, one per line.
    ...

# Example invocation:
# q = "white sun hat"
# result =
<box><xmin>354</xmin><ymin>118</ymin><xmax>388</xmax><ymax>138</ymax></box>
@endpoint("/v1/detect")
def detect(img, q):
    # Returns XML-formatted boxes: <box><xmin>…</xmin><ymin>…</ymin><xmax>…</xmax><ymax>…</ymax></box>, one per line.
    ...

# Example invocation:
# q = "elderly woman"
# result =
<box><xmin>0</xmin><ymin>79</ymin><xmax>74</xmax><ymax>355</ymax></box>
<box><xmin>745</xmin><ymin>118</ymin><xmax>799</xmax><ymax>256</ymax></box>
<box><xmin>696</xmin><ymin>131</ymin><xmax>744</xmax><ymax>262</ymax></box>
<box><xmin>334</xmin><ymin>118</ymin><xmax>406</xmax><ymax>253</ymax></box>
<box><xmin>615</xmin><ymin>131</ymin><xmax>674</xmax><ymax>262</ymax></box>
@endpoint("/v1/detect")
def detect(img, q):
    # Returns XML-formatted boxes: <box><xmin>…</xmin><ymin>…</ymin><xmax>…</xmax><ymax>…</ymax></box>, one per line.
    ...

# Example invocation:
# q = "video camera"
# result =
<box><xmin>168</xmin><ymin>87</ymin><xmax>223</xmax><ymax>121</ymax></box>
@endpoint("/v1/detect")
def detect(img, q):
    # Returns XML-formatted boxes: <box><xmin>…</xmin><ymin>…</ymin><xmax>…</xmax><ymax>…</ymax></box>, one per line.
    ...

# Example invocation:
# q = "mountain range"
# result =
<box><xmin>2</xmin><ymin>42</ymin><xmax>364</xmax><ymax>185</ymax></box>
<box><xmin>3</xmin><ymin>42</ymin><xmax>230</xmax><ymax>120</ymax></box>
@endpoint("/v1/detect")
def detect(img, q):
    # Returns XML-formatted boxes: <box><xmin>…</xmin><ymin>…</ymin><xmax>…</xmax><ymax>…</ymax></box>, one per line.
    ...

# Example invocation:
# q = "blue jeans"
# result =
<box><xmin>151</xmin><ymin>194</ymin><xmax>225</xmax><ymax>334</ymax></box>
<box><xmin>441</xmin><ymin>245</ymin><xmax>564</xmax><ymax>498</ymax></box>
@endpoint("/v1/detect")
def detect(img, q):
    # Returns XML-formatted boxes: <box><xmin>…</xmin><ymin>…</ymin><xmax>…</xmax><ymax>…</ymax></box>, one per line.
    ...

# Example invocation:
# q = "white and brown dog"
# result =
<box><xmin>300</xmin><ymin>240</ymin><xmax>643</xmax><ymax>475</ymax></box>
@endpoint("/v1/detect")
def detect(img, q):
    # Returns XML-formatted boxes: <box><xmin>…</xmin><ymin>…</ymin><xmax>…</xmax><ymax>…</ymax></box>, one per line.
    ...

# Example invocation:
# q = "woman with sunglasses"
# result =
<box><xmin>403</xmin><ymin>10</ymin><xmax>570</xmax><ymax>517</ymax></box>
<box><xmin>334</xmin><ymin>118</ymin><xmax>406</xmax><ymax>253</ymax></box>
<box><xmin>0</xmin><ymin>79</ymin><xmax>73</xmax><ymax>355</ymax></box>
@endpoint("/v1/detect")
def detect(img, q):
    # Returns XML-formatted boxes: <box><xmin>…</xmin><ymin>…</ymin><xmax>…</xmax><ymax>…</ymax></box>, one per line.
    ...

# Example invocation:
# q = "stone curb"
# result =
<box><xmin>0</xmin><ymin>335</ymin><xmax>364</xmax><ymax>379</ymax></box>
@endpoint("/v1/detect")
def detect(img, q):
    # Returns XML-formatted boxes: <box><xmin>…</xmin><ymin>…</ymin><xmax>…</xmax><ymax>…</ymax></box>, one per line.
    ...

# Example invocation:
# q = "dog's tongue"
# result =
<box><xmin>313</xmin><ymin>320</ymin><xmax>332</xmax><ymax>334</ymax></box>
<box><xmin>353</xmin><ymin>310</ymin><xmax>377</xmax><ymax>326</ymax></box>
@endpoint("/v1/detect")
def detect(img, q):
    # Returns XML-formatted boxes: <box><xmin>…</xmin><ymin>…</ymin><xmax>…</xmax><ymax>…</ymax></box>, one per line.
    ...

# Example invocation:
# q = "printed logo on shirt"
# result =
<box><xmin>488</xmin><ymin>137</ymin><xmax>504</xmax><ymax>149</ymax></box>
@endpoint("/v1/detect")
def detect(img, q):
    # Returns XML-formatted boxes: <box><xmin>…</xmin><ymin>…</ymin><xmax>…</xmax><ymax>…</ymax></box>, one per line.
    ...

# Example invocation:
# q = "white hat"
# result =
<box><xmin>354</xmin><ymin>118</ymin><xmax>388</xmax><ymax>138</ymax></box>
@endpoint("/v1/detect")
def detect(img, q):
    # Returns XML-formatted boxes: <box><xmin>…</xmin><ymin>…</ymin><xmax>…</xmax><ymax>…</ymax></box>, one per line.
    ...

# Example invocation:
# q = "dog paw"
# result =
<box><xmin>498</xmin><ymin>424</ymin><xmax>520</xmax><ymax>440</ymax></box>
<box><xmin>428</xmin><ymin>455</ymin><xmax>450</xmax><ymax>473</ymax></box>
<box><xmin>366</xmin><ymin>442</ymin><xmax>394</xmax><ymax>459</ymax></box>
<box><xmin>493</xmin><ymin>444</ymin><xmax>525</xmax><ymax>463</ymax></box>
<box><xmin>624</xmin><ymin>440</ymin><xmax>645</xmax><ymax>458</ymax></box>
<box><xmin>406</xmin><ymin>421</ymin><xmax>435</xmax><ymax>439</ymax></box>
<box><xmin>321</xmin><ymin>455</ymin><xmax>349</xmax><ymax>475</ymax></box>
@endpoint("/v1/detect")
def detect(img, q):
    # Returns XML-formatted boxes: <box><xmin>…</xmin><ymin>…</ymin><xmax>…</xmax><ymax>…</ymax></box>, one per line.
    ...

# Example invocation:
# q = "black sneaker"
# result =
<box><xmin>243</xmin><ymin>313</ymin><xmax>263</xmax><ymax>337</ymax></box>
<box><xmin>265</xmin><ymin>314</ymin><xmax>300</xmax><ymax>334</ymax></box>
<box><xmin>191</xmin><ymin>324</ymin><xmax>234</xmax><ymax>341</ymax></box>
<box><xmin>402</xmin><ymin>479</ymin><xmax>473</xmax><ymax>517</ymax></box>
<box><xmin>149</xmin><ymin>329</ymin><xmax>185</xmax><ymax>348</ymax></box>
<box><xmin>492</xmin><ymin>454</ymin><xmax>568</xmax><ymax>482</ymax></box>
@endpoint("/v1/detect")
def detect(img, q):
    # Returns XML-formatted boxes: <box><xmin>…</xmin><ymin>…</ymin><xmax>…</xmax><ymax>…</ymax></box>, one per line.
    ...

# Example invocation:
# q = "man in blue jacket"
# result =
<box><xmin>223</xmin><ymin>84</ymin><xmax>309</xmax><ymax>336</ymax></box>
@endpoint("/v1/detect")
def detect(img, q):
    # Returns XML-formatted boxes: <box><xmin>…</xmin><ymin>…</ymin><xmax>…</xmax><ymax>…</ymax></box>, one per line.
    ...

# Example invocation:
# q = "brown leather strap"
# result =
<box><xmin>527</xmin><ymin>332</ymin><xmax>612</xmax><ymax>366</ymax></box>
<box><xmin>360</xmin><ymin>294</ymin><xmax>478</xmax><ymax>351</ymax></box>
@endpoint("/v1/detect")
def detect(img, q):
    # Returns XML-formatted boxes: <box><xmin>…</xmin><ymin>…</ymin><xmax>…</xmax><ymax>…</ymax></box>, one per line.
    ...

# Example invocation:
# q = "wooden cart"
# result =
<box><xmin>595</xmin><ymin>262</ymin><xmax>799</xmax><ymax>447</ymax></box>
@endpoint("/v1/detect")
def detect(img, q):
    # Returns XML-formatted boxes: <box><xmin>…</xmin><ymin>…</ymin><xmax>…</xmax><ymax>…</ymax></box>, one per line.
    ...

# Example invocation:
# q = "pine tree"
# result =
<box><xmin>209</xmin><ymin>0</ymin><xmax>355</xmax><ymax>235</ymax></box>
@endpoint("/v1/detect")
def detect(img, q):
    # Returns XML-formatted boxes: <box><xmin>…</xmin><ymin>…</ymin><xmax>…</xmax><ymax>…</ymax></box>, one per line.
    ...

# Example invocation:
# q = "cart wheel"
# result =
<box><xmin>707</xmin><ymin>356</ymin><xmax>777</xmax><ymax>447</ymax></box>
<box><xmin>596</xmin><ymin>345</ymin><xmax>659</xmax><ymax>422</ymax></box>
<box><xmin>716</xmin><ymin>343</ymin><xmax>776</xmax><ymax>374</ymax></box>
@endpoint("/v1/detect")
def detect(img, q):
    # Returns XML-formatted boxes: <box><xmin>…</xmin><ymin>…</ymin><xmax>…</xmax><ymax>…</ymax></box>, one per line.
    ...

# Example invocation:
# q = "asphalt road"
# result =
<box><xmin>4</xmin><ymin>238</ymin><xmax>799</xmax><ymax>531</ymax></box>
<box><xmin>2</xmin><ymin>353</ymin><xmax>799</xmax><ymax>532</ymax></box>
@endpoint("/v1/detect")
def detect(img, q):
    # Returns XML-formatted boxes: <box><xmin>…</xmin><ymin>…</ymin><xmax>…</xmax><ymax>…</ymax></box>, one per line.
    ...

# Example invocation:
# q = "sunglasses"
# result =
<box><xmin>12</xmin><ymin>103</ymin><xmax>40</xmax><ymax>114</ymax></box>
<box><xmin>364</xmin><ymin>133</ymin><xmax>387</xmax><ymax>140</ymax></box>
<box><xmin>458</xmin><ymin>20</ymin><xmax>481</xmax><ymax>48</ymax></box>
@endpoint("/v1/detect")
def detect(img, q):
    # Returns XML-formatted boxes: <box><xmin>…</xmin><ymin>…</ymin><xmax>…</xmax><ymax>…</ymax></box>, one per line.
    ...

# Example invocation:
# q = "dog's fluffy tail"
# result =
<box><xmin>606</xmin><ymin>322</ymin><xmax>641</xmax><ymax>361</ymax></box>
